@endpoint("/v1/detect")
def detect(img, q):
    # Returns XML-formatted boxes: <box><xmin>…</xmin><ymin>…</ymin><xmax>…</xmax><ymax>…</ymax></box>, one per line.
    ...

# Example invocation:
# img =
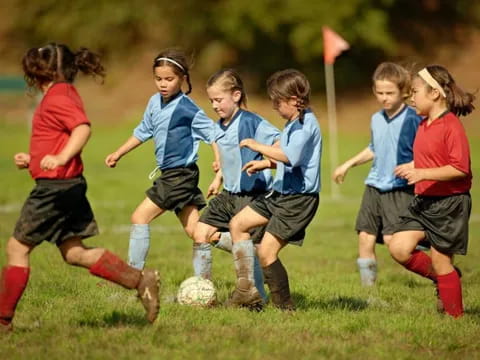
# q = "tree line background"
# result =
<box><xmin>1</xmin><ymin>0</ymin><xmax>479</xmax><ymax>91</ymax></box>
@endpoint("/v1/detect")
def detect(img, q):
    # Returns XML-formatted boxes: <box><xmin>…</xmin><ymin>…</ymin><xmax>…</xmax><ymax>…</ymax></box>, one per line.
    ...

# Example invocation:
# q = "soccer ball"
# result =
<box><xmin>176</xmin><ymin>276</ymin><xmax>217</xmax><ymax>307</ymax></box>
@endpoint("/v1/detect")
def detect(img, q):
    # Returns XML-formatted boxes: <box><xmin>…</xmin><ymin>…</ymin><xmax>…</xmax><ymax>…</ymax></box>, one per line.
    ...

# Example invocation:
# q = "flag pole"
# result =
<box><xmin>324</xmin><ymin>63</ymin><xmax>340</xmax><ymax>199</ymax></box>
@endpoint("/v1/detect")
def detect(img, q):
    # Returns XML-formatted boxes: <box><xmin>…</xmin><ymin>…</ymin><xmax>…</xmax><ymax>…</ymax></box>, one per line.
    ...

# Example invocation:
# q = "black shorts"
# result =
<box><xmin>199</xmin><ymin>190</ymin><xmax>266</xmax><ymax>242</ymax></box>
<box><xmin>355</xmin><ymin>185</ymin><xmax>415</xmax><ymax>242</ymax></box>
<box><xmin>395</xmin><ymin>193</ymin><xmax>471</xmax><ymax>255</ymax></box>
<box><xmin>13</xmin><ymin>176</ymin><xmax>99</xmax><ymax>246</ymax></box>
<box><xmin>146</xmin><ymin>164</ymin><xmax>206</xmax><ymax>214</ymax></box>
<box><xmin>249</xmin><ymin>191</ymin><xmax>319</xmax><ymax>246</ymax></box>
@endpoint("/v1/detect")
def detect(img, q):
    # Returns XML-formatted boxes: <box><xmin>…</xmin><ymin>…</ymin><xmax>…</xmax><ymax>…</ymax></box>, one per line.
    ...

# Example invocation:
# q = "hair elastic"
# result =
<box><xmin>155</xmin><ymin>57</ymin><xmax>185</xmax><ymax>72</ymax></box>
<box><xmin>418</xmin><ymin>68</ymin><xmax>446</xmax><ymax>98</ymax></box>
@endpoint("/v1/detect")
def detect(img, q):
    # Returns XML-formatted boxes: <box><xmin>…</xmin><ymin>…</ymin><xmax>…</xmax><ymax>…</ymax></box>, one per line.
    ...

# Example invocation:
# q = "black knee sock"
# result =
<box><xmin>263</xmin><ymin>259</ymin><xmax>294</xmax><ymax>309</ymax></box>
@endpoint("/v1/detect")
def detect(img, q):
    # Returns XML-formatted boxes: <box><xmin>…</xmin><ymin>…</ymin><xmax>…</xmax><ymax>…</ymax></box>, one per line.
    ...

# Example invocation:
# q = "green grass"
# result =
<box><xmin>1</xmin><ymin>119</ymin><xmax>480</xmax><ymax>360</ymax></box>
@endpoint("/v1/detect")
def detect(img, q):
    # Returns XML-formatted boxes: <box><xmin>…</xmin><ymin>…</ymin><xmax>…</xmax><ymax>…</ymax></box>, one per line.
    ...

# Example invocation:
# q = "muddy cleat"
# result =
<box><xmin>435</xmin><ymin>266</ymin><xmax>462</xmax><ymax>313</ymax></box>
<box><xmin>225</xmin><ymin>279</ymin><xmax>263</xmax><ymax>310</ymax></box>
<box><xmin>137</xmin><ymin>269</ymin><xmax>160</xmax><ymax>323</ymax></box>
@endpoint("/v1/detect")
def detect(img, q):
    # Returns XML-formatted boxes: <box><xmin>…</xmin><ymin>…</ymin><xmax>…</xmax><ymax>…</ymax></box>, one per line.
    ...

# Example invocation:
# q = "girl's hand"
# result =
<box><xmin>206</xmin><ymin>177</ymin><xmax>222</xmax><ymax>198</ymax></box>
<box><xmin>399</xmin><ymin>168</ymin><xmax>425</xmax><ymax>185</ymax></box>
<box><xmin>242</xmin><ymin>160</ymin><xmax>270</xmax><ymax>176</ymax></box>
<box><xmin>394</xmin><ymin>162</ymin><xmax>414</xmax><ymax>179</ymax></box>
<box><xmin>40</xmin><ymin>154</ymin><xmax>67</xmax><ymax>170</ymax></box>
<box><xmin>239</xmin><ymin>138</ymin><xmax>259</xmax><ymax>151</ymax></box>
<box><xmin>14</xmin><ymin>152</ymin><xmax>31</xmax><ymax>169</ymax></box>
<box><xmin>332</xmin><ymin>164</ymin><xmax>349</xmax><ymax>184</ymax></box>
<box><xmin>105</xmin><ymin>152</ymin><xmax>121</xmax><ymax>168</ymax></box>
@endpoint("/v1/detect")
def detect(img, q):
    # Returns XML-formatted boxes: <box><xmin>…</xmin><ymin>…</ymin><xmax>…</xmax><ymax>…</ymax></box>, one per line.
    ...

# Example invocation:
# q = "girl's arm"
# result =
<box><xmin>206</xmin><ymin>169</ymin><xmax>223</xmax><ymax>198</ymax></box>
<box><xmin>211</xmin><ymin>142</ymin><xmax>221</xmax><ymax>172</ymax></box>
<box><xmin>40</xmin><ymin>124</ymin><xmax>91</xmax><ymax>170</ymax></box>
<box><xmin>397</xmin><ymin>165</ymin><xmax>467</xmax><ymax>185</ymax></box>
<box><xmin>240</xmin><ymin>139</ymin><xmax>289</xmax><ymax>163</ymax></box>
<box><xmin>105</xmin><ymin>136</ymin><xmax>143</xmax><ymax>168</ymax></box>
<box><xmin>332</xmin><ymin>147</ymin><xmax>374</xmax><ymax>184</ymax></box>
<box><xmin>242</xmin><ymin>159</ymin><xmax>274</xmax><ymax>176</ymax></box>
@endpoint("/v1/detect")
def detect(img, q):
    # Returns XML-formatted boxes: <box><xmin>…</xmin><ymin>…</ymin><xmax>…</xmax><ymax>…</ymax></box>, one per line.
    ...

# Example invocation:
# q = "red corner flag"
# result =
<box><xmin>322</xmin><ymin>26</ymin><xmax>349</xmax><ymax>64</ymax></box>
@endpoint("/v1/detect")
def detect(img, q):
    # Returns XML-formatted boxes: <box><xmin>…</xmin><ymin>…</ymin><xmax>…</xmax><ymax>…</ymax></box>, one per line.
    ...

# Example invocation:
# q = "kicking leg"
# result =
<box><xmin>191</xmin><ymin>221</ymin><xmax>218</xmax><ymax>279</ymax></box>
<box><xmin>129</xmin><ymin>197</ymin><xmax>165</xmax><ymax>270</ymax></box>
<box><xmin>357</xmin><ymin>231</ymin><xmax>377</xmax><ymax>286</ymax></box>
<box><xmin>0</xmin><ymin>237</ymin><xmax>34</xmax><ymax>330</ymax></box>
<box><xmin>257</xmin><ymin>233</ymin><xmax>293</xmax><ymax>310</ymax></box>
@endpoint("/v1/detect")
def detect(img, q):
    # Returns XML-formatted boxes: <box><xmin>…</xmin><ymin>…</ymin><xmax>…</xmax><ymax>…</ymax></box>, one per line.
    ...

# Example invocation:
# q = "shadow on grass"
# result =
<box><xmin>465</xmin><ymin>306</ymin><xmax>480</xmax><ymax>319</ymax></box>
<box><xmin>293</xmin><ymin>292</ymin><xmax>368</xmax><ymax>311</ymax></box>
<box><xmin>77</xmin><ymin>311</ymin><xmax>149</xmax><ymax>328</ymax></box>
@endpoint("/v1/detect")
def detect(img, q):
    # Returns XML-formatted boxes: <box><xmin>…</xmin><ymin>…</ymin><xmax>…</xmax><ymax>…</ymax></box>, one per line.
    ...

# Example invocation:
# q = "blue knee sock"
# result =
<box><xmin>253</xmin><ymin>255</ymin><xmax>267</xmax><ymax>302</ymax></box>
<box><xmin>193</xmin><ymin>243</ymin><xmax>212</xmax><ymax>279</ymax></box>
<box><xmin>128</xmin><ymin>224</ymin><xmax>150</xmax><ymax>270</ymax></box>
<box><xmin>214</xmin><ymin>232</ymin><xmax>233</xmax><ymax>252</ymax></box>
<box><xmin>357</xmin><ymin>258</ymin><xmax>377</xmax><ymax>286</ymax></box>
<box><xmin>232</xmin><ymin>240</ymin><xmax>255</xmax><ymax>286</ymax></box>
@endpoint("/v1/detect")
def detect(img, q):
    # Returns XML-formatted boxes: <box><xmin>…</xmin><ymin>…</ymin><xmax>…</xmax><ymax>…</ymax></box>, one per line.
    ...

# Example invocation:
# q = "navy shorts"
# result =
<box><xmin>249</xmin><ymin>191</ymin><xmax>319</xmax><ymax>246</ymax></box>
<box><xmin>146</xmin><ymin>164</ymin><xmax>206</xmax><ymax>214</ymax></box>
<box><xmin>395</xmin><ymin>193</ymin><xmax>471</xmax><ymax>255</ymax></box>
<box><xmin>355</xmin><ymin>185</ymin><xmax>415</xmax><ymax>242</ymax></box>
<box><xmin>199</xmin><ymin>190</ymin><xmax>266</xmax><ymax>242</ymax></box>
<box><xmin>13</xmin><ymin>176</ymin><xmax>99</xmax><ymax>246</ymax></box>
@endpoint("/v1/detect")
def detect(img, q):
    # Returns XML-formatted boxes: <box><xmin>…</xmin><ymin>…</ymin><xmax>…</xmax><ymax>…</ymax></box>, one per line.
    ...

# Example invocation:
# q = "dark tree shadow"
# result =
<box><xmin>77</xmin><ymin>311</ymin><xmax>149</xmax><ymax>328</ymax></box>
<box><xmin>292</xmin><ymin>292</ymin><xmax>369</xmax><ymax>312</ymax></box>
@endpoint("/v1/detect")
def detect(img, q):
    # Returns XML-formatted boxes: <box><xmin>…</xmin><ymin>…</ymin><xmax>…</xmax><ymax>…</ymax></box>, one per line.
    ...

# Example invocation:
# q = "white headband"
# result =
<box><xmin>418</xmin><ymin>68</ymin><xmax>446</xmax><ymax>98</ymax></box>
<box><xmin>155</xmin><ymin>57</ymin><xmax>185</xmax><ymax>72</ymax></box>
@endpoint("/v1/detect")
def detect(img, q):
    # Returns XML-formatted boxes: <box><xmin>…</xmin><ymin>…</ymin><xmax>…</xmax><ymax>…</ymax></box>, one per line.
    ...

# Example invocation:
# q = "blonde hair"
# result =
<box><xmin>207</xmin><ymin>69</ymin><xmax>247</xmax><ymax>108</ymax></box>
<box><xmin>372</xmin><ymin>62</ymin><xmax>411</xmax><ymax>99</ymax></box>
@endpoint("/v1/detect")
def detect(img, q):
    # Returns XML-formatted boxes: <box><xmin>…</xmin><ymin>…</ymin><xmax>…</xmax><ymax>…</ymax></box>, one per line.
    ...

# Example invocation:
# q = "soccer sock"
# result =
<box><xmin>192</xmin><ymin>243</ymin><xmax>212</xmax><ymax>279</ymax></box>
<box><xmin>404</xmin><ymin>250</ymin><xmax>437</xmax><ymax>281</ymax></box>
<box><xmin>253</xmin><ymin>255</ymin><xmax>267</xmax><ymax>302</ymax></box>
<box><xmin>437</xmin><ymin>270</ymin><xmax>463</xmax><ymax>318</ymax></box>
<box><xmin>89</xmin><ymin>250</ymin><xmax>142</xmax><ymax>289</ymax></box>
<box><xmin>232</xmin><ymin>239</ymin><xmax>255</xmax><ymax>289</ymax></box>
<box><xmin>357</xmin><ymin>258</ymin><xmax>377</xmax><ymax>286</ymax></box>
<box><xmin>213</xmin><ymin>232</ymin><xmax>233</xmax><ymax>252</ymax></box>
<box><xmin>0</xmin><ymin>266</ymin><xmax>30</xmax><ymax>325</ymax></box>
<box><xmin>128</xmin><ymin>224</ymin><xmax>150</xmax><ymax>270</ymax></box>
<box><xmin>262</xmin><ymin>259</ymin><xmax>294</xmax><ymax>309</ymax></box>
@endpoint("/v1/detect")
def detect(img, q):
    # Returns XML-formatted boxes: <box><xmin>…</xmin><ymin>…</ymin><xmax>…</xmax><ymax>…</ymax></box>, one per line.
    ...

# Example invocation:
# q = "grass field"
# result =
<box><xmin>1</xmin><ymin>116</ymin><xmax>480</xmax><ymax>360</ymax></box>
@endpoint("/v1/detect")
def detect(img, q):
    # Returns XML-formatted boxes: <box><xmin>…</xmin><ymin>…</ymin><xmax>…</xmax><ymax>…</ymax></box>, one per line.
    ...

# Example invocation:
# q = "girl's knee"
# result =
<box><xmin>388</xmin><ymin>242</ymin><xmax>410</xmax><ymax>264</ymax></box>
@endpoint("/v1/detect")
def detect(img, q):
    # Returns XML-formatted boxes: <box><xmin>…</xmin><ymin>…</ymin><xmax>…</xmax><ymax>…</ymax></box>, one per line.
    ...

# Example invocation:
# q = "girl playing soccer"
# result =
<box><xmin>192</xmin><ymin>68</ymin><xmax>280</xmax><ymax>301</ymax></box>
<box><xmin>0</xmin><ymin>43</ymin><xmax>160</xmax><ymax>331</ymax></box>
<box><xmin>105</xmin><ymin>49</ymin><xmax>215</xmax><ymax>276</ymax></box>
<box><xmin>390</xmin><ymin>65</ymin><xmax>474</xmax><ymax>318</ymax></box>
<box><xmin>332</xmin><ymin>62</ymin><xmax>422</xmax><ymax>286</ymax></box>
<box><xmin>226</xmin><ymin>69</ymin><xmax>321</xmax><ymax>310</ymax></box>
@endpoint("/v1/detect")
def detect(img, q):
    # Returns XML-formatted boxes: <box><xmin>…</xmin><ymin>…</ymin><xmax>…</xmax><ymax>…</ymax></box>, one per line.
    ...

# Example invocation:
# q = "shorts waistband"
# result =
<box><xmin>224</xmin><ymin>190</ymin><xmax>266</xmax><ymax>196</ymax></box>
<box><xmin>35</xmin><ymin>176</ymin><xmax>85</xmax><ymax>185</ymax></box>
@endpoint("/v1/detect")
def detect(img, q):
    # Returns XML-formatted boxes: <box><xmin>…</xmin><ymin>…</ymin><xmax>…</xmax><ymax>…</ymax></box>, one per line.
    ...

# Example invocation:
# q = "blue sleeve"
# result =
<box><xmin>281</xmin><ymin>126</ymin><xmax>310</xmax><ymax>167</ymax></box>
<box><xmin>368</xmin><ymin>127</ymin><xmax>374</xmax><ymax>152</ymax></box>
<box><xmin>254</xmin><ymin>120</ymin><xmax>281</xmax><ymax>145</ymax></box>
<box><xmin>133</xmin><ymin>100</ymin><xmax>154</xmax><ymax>142</ymax></box>
<box><xmin>192</xmin><ymin>110</ymin><xmax>215</xmax><ymax>144</ymax></box>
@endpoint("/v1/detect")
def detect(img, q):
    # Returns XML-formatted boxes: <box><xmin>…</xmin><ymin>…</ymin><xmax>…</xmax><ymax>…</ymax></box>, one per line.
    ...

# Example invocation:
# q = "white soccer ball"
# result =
<box><xmin>176</xmin><ymin>276</ymin><xmax>217</xmax><ymax>307</ymax></box>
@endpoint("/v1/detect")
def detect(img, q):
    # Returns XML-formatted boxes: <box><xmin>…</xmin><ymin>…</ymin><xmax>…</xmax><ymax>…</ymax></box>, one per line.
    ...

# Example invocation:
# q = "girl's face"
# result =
<box><xmin>273</xmin><ymin>97</ymin><xmax>299</xmax><ymax>121</ymax></box>
<box><xmin>411</xmin><ymin>77</ymin><xmax>435</xmax><ymax>116</ymax></box>
<box><xmin>154</xmin><ymin>65</ymin><xmax>185</xmax><ymax>101</ymax></box>
<box><xmin>373</xmin><ymin>80</ymin><xmax>404</xmax><ymax>115</ymax></box>
<box><xmin>207</xmin><ymin>84</ymin><xmax>241</xmax><ymax>121</ymax></box>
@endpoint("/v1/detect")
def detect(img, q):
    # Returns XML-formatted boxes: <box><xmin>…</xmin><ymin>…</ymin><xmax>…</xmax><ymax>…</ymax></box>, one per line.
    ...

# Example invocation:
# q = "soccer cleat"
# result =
<box><xmin>136</xmin><ymin>269</ymin><xmax>160</xmax><ymax>323</ymax></box>
<box><xmin>225</xmin><ymin>283</ymin><xmax>263</xmax><ymax>311</ymax></box>
<box><xmin>435</xmin><ymin>266</ymin><xmax>462</xmax><ymax>313</ymax></box>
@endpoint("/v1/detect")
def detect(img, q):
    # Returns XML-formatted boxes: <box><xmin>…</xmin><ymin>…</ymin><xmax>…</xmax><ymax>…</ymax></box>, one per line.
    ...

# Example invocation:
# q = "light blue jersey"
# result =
<box><xmin>273</xmin><ymin>109</ymin><xmax>322</xmax><ymax>194</ymax></box>
<box><xmin>215</xmin><ymin>109</ymin><xmax>280</xmax><ymax>193</ymax></box>
<box><xmin>365</xmin><ymin>105</ymin><xmax>421</xmax><ymax>191</ymax></box>
<box><xmin>134</xmin><ymin>92</ymin><xmax>214</xmax><ymax>170</ymax></box>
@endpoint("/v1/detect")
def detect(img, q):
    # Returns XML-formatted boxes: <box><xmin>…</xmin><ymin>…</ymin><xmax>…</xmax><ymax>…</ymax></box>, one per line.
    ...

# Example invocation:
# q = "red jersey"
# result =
<box><xmin>29</xmin><ymin>82</ymin><xmax>90</xmax><ymax>179</ymax></box>
<box><xmin>413</xmin><ymin>112</ymin><xmax>472</xmax><ymax>196</ymax></box>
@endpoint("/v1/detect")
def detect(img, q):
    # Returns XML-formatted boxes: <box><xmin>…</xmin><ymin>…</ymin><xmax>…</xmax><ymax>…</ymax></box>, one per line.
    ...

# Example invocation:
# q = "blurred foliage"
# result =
<box><xmin>1</xmin><ymin>0</ymin><xmax>479</xmax><ymax>90</ymax></box>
